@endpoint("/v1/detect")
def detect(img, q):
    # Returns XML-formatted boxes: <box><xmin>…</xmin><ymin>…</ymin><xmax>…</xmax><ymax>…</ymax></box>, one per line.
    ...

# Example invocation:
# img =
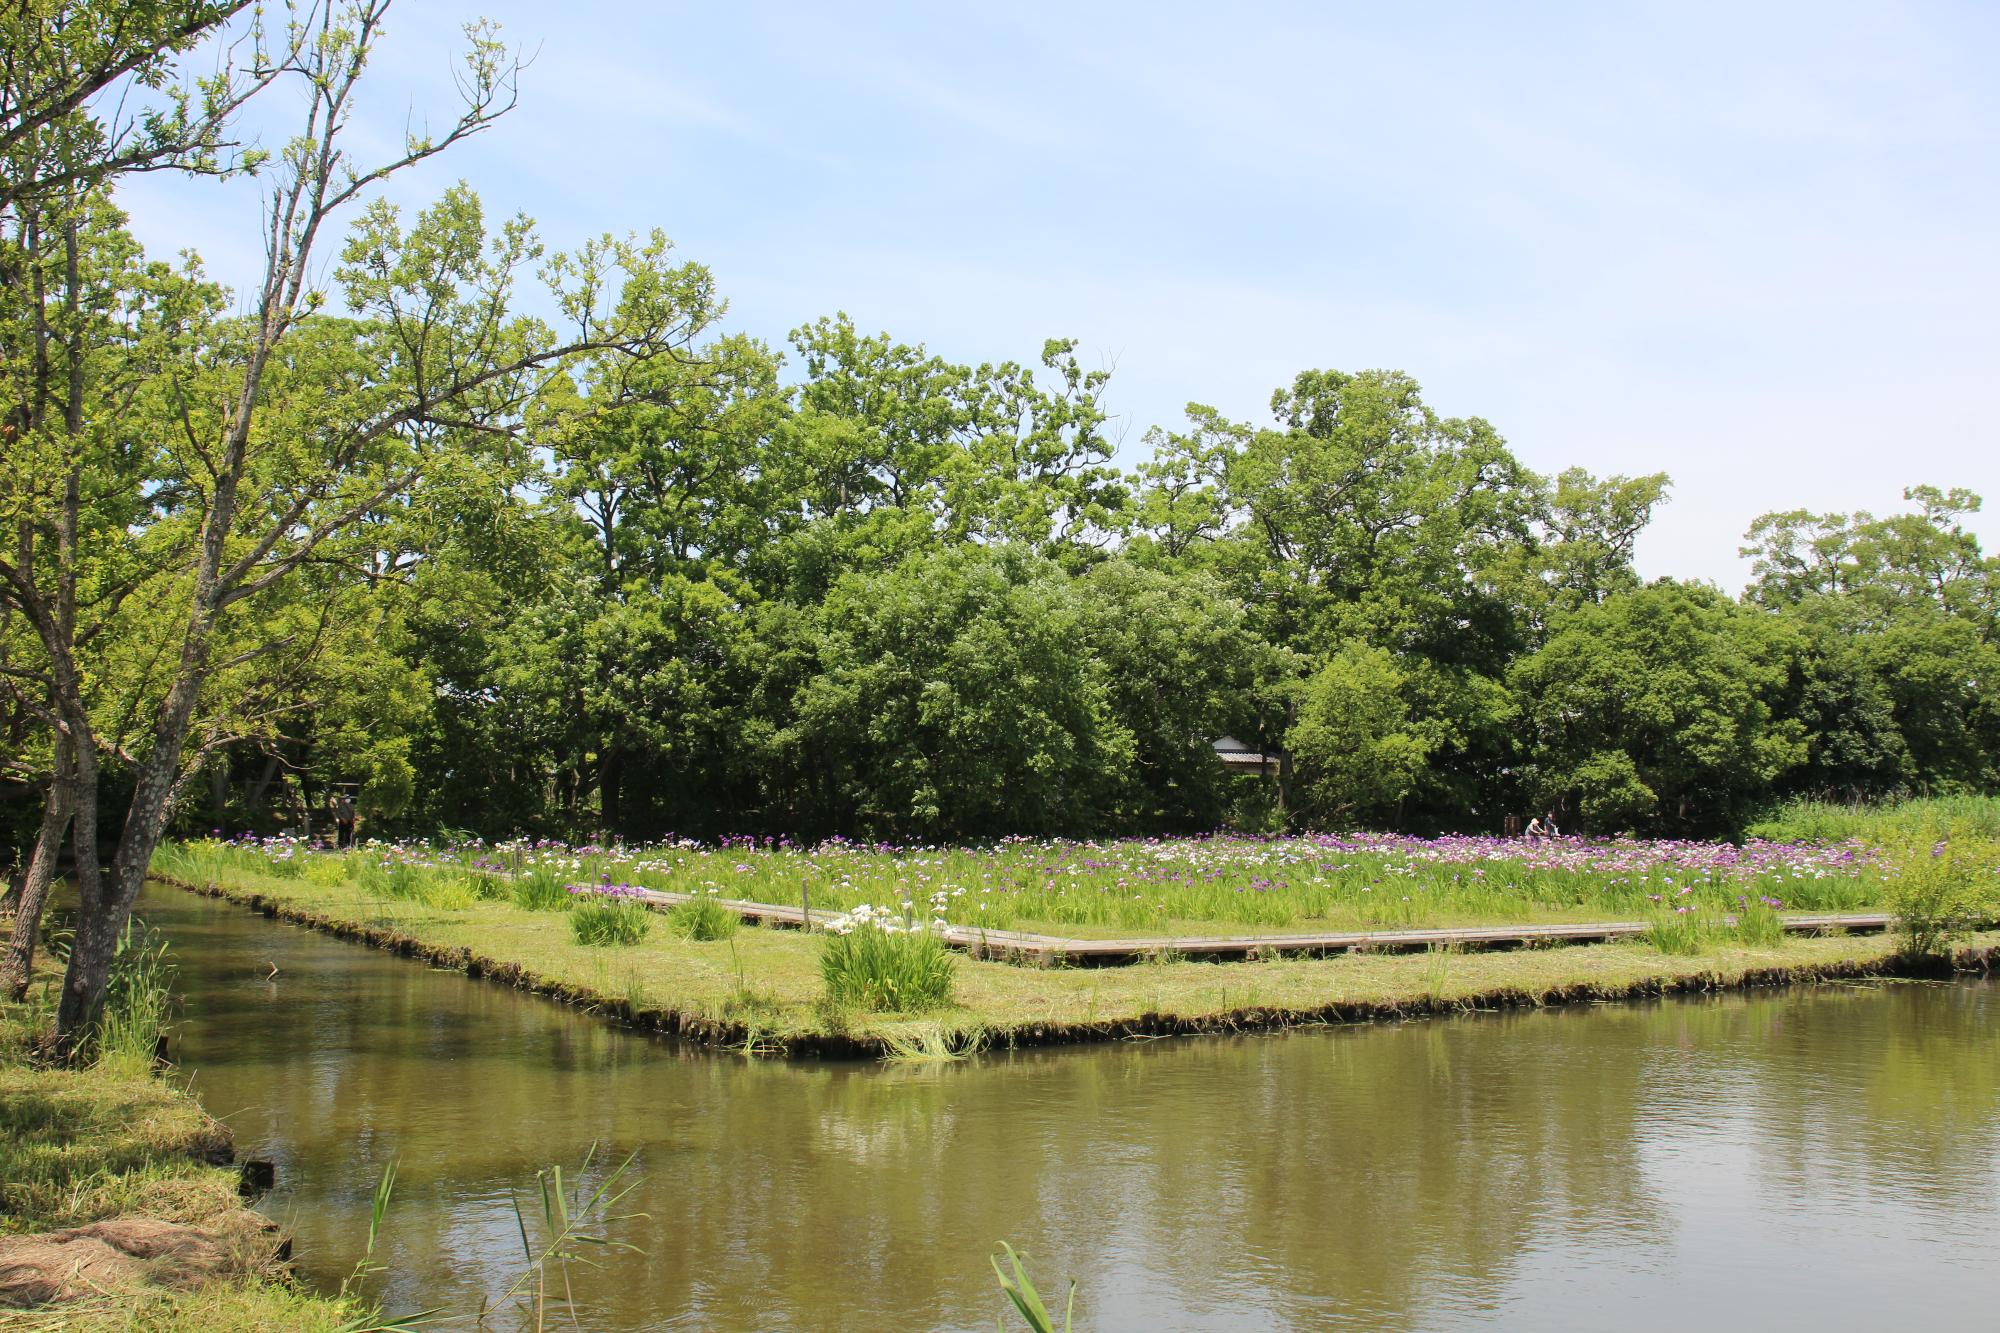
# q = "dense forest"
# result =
<box><xmin>7</xmin><ymin>214</ymin><xmax>1995</xmax><ymax>850</ymax></box>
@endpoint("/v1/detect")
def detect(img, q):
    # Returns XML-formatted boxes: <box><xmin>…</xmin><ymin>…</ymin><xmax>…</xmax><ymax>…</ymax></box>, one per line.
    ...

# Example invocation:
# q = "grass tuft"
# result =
<box><xmin>1645</xmin><ymin>910</ymin><xmax>1716</xmax><ymax>956</ymax></box>
<box><xmin>821</xmin><ymin>922</ymin><xmax>955</xmax><ymax>1013</ymax></box>
<box><xmin>880</xmin><ymin>1020</ymin><xmax>985</xmax><ymax>1063</ymax></box>
<box><xmin>667</xmin><ymin>895</ymin><xmax>739</xmax><ymax>941</ymax></box>
<box><xmin>570</xmin><ymin>898</ymin><xmax>651</xmax><ymax>947</ymax></box>
<box><xmin>510</xmin><ymin>867</ymin><xmax>571</xmax><ymax>912</ymax></box>
<box><xmin>1733</xmin><ymin>896</ymin><xmax>1786</xmax><ymax>948</ymax></box>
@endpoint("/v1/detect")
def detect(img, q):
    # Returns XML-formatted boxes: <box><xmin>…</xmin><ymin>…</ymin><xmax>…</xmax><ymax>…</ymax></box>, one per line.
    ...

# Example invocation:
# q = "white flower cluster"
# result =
<box><xmin>823</xmin><ymin>902</ymin><xmax>946</xmax><ymax>936</ymax></box>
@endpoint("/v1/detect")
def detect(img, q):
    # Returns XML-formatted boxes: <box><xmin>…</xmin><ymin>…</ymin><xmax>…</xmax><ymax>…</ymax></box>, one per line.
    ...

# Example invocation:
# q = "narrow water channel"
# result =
<box><xmin>141</xmin><ymin>883</ymin><xmax>2000</xmax><ymax>1330</ymax></box>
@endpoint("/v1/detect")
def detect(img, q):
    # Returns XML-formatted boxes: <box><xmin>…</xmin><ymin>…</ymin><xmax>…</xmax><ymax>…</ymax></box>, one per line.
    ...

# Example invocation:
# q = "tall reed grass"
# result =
<box><xmin>96</xmin><ymin>920</ymin><xmax>175</xmax><ymax>1075</ymax></box>
<box><xmin>821</xmin><ymin>918</ymin><xmax>955</xmax><ymax>1012</ymax></box>
<box><xmin>1749</xmin><ymin>794</ymin><xmax>2000</xmax><ymax>843</ymax></box>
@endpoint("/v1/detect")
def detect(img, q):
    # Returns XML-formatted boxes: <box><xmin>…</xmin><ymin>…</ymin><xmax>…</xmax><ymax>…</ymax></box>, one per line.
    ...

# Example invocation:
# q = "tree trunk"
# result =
<box><xmin>52</xmin><ymin>735</ymin><xmax>112</xmax><ymax>1054</ymax></box>
<box><xmin>55</xmin><ymin>706</ymin><xmax>203</xmax><ymax>1057</ymax></box>
<box><xmin>1</xmin><ymin>774</ymin><xmax>73</xmax><ymax>1000</ymax></box>
<box><xmin>599</xmin><ymin>743</ymin><xmax>624</xmax><ymax>840</ymax></box>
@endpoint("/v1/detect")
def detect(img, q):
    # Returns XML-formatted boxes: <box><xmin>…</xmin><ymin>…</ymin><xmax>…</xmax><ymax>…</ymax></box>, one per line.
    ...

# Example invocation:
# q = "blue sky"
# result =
<box><xmin>122</xmin><ymin>1</ymin><xmax>1999</xmax><ymax>587</ymax></box>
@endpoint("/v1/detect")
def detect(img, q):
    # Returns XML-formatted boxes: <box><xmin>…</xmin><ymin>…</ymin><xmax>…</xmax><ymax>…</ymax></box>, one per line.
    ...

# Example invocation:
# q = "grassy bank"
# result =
<box><xmin>153</xmin><ymin>850</ymin><xmax>1998</xmax><ymax>1057</ymax></box>
<box><xmin>0</xmin><ymin>952</ymin><xmax>362</xmax><ymax>1328</ymax></box>
<box><xmin>1749</xmin><ymin>793</ymin><xmax>2000</xmax><ymax>844</ymax></box>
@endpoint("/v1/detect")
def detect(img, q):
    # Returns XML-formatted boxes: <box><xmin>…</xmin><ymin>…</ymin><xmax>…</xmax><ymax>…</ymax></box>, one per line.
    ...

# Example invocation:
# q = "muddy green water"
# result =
<box><xmin>140</xmin><ymin>884</ymin><xmax>2000</xmax><ymax>1331</ymax></box>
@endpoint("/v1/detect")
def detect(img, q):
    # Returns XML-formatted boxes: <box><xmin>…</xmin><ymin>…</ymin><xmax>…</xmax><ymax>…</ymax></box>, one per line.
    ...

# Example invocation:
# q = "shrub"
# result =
<box><xmin>668</xmin><ymin>896</ymin><xmax>739</xmax><ymax>942</ymax></box>
<box><xmin>820</xmin><ymin>916</ymin><xmax>955</xmax><ymax>1012</ymax></box>
<box><xmin>1883</xmin><ymin>833</ymin><xmax>1999</xmax><ymax>959</ymax></box>
<box><xmin>571</xmin><ymin>898</ymin><xmax>652</xmax><ymax>947</ymax></box>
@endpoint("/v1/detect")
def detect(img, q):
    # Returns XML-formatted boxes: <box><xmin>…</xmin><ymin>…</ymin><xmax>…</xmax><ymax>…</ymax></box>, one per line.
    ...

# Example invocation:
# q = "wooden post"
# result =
<box><xmin>800</xmin><ymin>878</ymin><xmax>812</xmax><ymax>933</ymax></box>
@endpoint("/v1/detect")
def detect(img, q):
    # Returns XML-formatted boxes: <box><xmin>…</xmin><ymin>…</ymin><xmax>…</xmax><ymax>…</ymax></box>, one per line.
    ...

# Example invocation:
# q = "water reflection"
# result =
<box><xmin>145</xmin><ymin>885</ymin><xmax>2000</xmax><ymax>1331</ymax></box>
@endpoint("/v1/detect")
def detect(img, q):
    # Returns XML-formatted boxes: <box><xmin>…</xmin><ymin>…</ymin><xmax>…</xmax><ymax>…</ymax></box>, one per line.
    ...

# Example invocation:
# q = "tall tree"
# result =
<box><xmin>0</xmin><ymin>1</ymin><xmax>282</xmax><ymax>213</ymax></box>
<box><xmin>1286</xmin><ymin>643</ymin><xmax>1431</xmax><ymax>825</ymax></box>
<box><xmin>0</xmin><ymin>1</ymin><xmax>720</xmax><ymax>1052</ymax></box>
<box><xmin>775</xmin><ymin>546</ymin><xmax>1134</xmax><ymax>840</ymax></box>
<box><xmin>1510</xmin><ymin>580</ymin><xmax>1804</xmax><ymax>833</ymax></box>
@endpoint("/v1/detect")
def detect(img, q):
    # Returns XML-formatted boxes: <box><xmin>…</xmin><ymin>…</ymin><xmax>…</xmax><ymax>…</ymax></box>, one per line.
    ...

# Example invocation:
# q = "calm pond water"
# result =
<box><xmin>140</xmin><ymin>883</ymin><xmax>2000</xmax><ymax>1331</ymax></box>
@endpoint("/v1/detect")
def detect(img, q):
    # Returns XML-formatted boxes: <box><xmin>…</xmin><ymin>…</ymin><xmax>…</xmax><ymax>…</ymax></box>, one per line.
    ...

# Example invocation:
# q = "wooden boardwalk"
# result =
<box><xmin>622</xmin><ymin>887</ymin><xmax>1893</xmax><ymax>966</ymax></box>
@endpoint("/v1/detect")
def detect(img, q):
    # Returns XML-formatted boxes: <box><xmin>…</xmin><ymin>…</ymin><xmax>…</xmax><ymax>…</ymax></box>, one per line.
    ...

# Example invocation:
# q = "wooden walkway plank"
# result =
<box><xmin>622</xmin><ymin>887</ymin><xmax>1895</xmax><ymax>966</ymax></box>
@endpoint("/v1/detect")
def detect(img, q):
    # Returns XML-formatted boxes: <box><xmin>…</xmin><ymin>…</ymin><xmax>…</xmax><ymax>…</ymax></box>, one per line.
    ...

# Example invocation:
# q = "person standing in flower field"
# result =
<box><xmin>334</xmin><ymin>794</ymin><xmax>357</xmax><ymax>850</ymax></box>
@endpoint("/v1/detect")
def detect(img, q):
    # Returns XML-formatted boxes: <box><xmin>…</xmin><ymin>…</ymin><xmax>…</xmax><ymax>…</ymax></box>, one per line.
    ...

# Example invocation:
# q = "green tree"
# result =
<box><xmin>1493</xmin><ymin>466</ymin><xmax>1672</xmax><ymax>634</ymax></box>
<box><xmin>0</xmin><ymin>189</ymin><xmax>206</xmax><ymax>998</ymax></box>
<box><xmin>1123</xmin><ymin>403</ymin><xmax>1242</xmax><ymax>563</ymax></box>
<box><xmin>1743</xmin><ymin>486</ymin><xmax>1997</xmax><ymax>635</ymax></box>
<box><xmin>1510</xmin><ymin>581</ymin><xmax>1804</xmax><ymax>833</ymax></box>
<box><xmin>1285</xmin><ymin>644</ymin><xmax>1431</xmax><ymax>825</ymax></box>
<box><xmin>1862</xmin><ymin>611</ymin><xmax>2000</xmax><ymax>792</ymax></box>
<box><xmin>0</xmin><ymin>1</ymin><xmax>281</xmax><ymax>214</ymax></box>
<box><xmin>1743</xmin><ymin>486</ymin><xmax>1999</xmax><ymax>803</ymax></box>
<box><xmin>776</xmin><ymin>547</ymin><xmax>1132</xmax><ymax>840</ymax></box>
<box><xmin>1765</xmin><ymin>599</ymin><xmax>1910</xmax><ymax>802</ymax></box>
<box><xmin>1078</xmin><ymin>559</ymin><xmax>1292</xmax><ymax>830</ymax></box>
<box><xmin>1</xmin><ymin>2</ymin><xmax>726</xmax><ymax>1053</ymax></box>
<box><xmin>781</xmin><ymin>315</ymin><xmax>1121</xmax><ymax>579</ymax></box>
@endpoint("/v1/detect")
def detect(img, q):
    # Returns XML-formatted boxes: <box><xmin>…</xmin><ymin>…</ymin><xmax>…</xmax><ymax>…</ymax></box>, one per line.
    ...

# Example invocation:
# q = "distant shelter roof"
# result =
<box><xmin>1211</xmin><ymin>735</ymin><xmax>1275</xmax><ymax>771</ymax></box>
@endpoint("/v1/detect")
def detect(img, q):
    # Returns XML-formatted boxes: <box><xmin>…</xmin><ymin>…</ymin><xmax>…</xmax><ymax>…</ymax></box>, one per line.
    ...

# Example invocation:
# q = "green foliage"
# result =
<box><xmin>992</xmin><ymin>1242</ymin><xmax>1076</xmax><ymax>1333</ymax></box>
<box><xmin>1749</xmin><ymin>795</ymin><xmax>2000</xmax><ymax>844</ymax></box>
<box><xmin>358</xmin><ymin>860</ymin><xmax>424</xmax><ymax>903</ymax></box>
<box><xmin>1644</xmin><ymin>898</ymin><xmax>1791</xmax><ymax>955</ymax></box>
<box><xmin>666</xmin><ymin>896</ymin><xmax>739</xmax><ymax>942</ymax></box>
<box><xmin>783</xmin><ymin>546</ymin><xmax>1134</xmax><ymax>840</ymax></box>
<box><xmin>1287</xmin><ymin>644</ymin><xmax>1430</xmax><ymax>822</ymax></box>
<box><xmin>1227</xmin><ymin>369</ymin><xmax>1535</xmax><ymax>660</ymax></box>
<box><xmin>570</xmin><ymin>899</ymin><xmax>651</xmax><ymax>947</ymax></box>
<box><xmin>820</xmin><ymin>923</ymin><xmax>956</xmax><ymax>1013</ymax></box>
<box><xmin>510</xmin><ymin>868</ymin><xmax>571</xmax><ymax>913</ymax></box>
<box><xmin>1645</xmin><ymin>909</ymin><xmax>1719</xmax><ymax>956</ymax></box>
<box><xmin>1733</xmin><ymin>897</ymin><xmax>1786</xmax><ymax>949</ymax></box>
<box><xmin>1880</xmin><ymin>834</ymin><xmax>2000</xmax><ymax>959</ymax></box>
<box><xmin>1076</xmin><ymin>560</ymin><xmax>1292</xmax><ymax>829</ymax></box>
<box><xmin>1528</xmin><ymin>467</ymin><xmax>1673</xmax><ymax>617</ymax></box>
<box><xmin>96</xmin><ymin>923</ymin><xmax>175</xmax><ymax>1076</ymax></box>
<box><xmin>1510</xmin><ymin>581</ymin><xmax>1805</xmax><ymax>834</ymax></box>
